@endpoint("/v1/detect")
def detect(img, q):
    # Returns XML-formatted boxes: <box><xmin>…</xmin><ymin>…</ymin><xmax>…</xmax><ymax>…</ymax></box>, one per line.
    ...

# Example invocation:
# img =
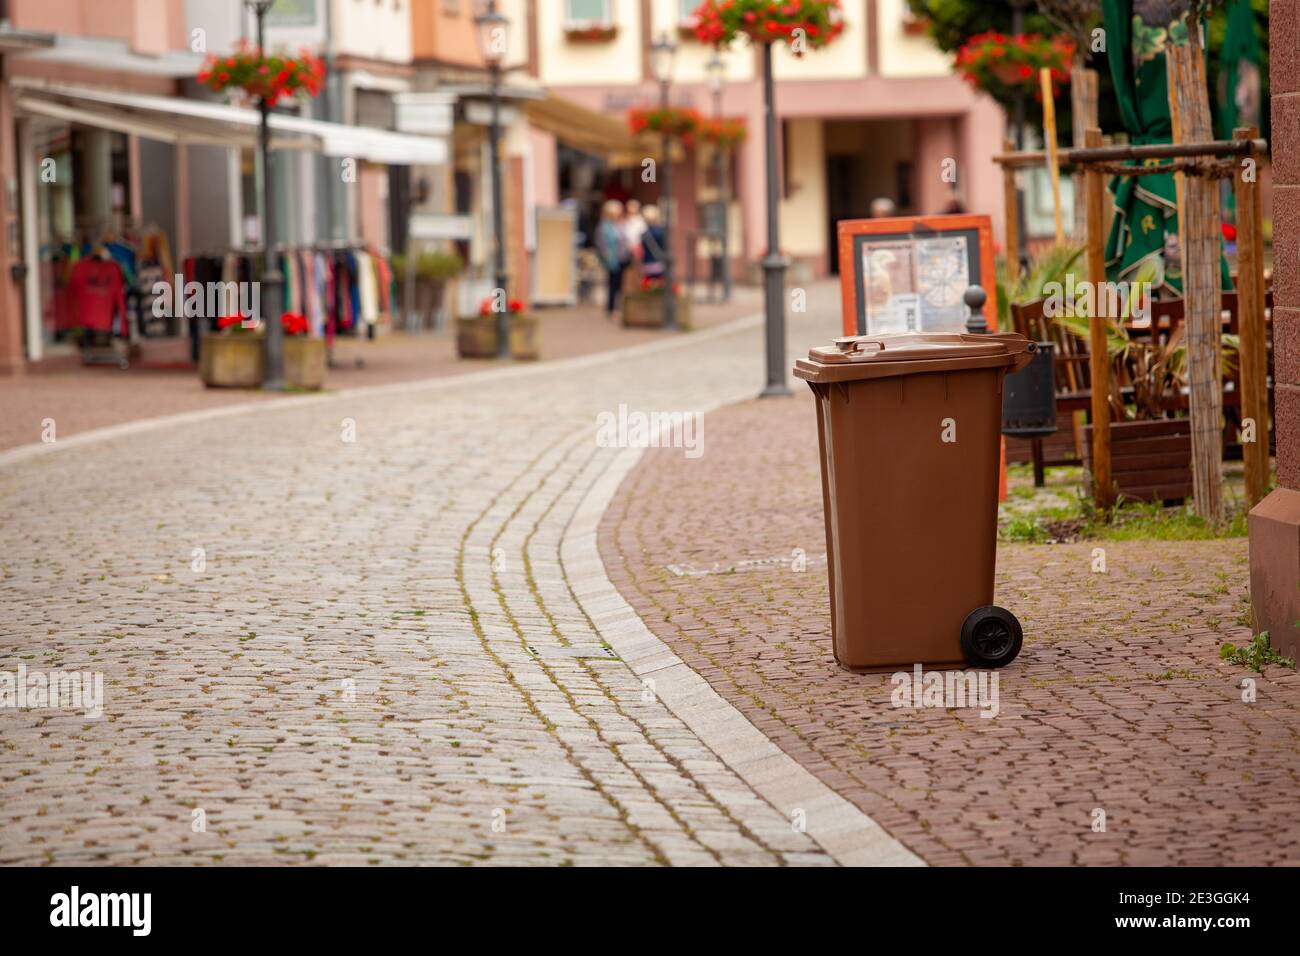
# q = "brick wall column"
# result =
<box><xmin>1248</xmin><ymin>0</ymin><xmax>1300</xmax><ymax>657</ymax></box>
<box><xmin>0</xmin><ymin>61</ymin><xmax>28</xmax><ymax>377</ymax></box>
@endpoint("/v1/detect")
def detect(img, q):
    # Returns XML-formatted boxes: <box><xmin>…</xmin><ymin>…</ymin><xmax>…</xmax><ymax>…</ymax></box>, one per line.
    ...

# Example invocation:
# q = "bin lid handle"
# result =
<box><xmin>831</xmin><ymin>336</ymin><xmax>886</xmax><ymax>356</ymax></box>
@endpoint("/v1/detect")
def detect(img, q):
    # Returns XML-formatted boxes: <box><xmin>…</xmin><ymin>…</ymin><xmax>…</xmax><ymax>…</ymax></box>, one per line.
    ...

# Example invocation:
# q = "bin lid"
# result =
<box><xmin>795</xmin><ymin>331</ymin><xmax>1035</xmax><ymax>383</ymax></box>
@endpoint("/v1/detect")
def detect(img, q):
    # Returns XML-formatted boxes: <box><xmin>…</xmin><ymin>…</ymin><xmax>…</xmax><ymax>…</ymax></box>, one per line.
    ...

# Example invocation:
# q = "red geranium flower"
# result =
<box><xmin>197</xmin><ymin>46</ymin><xmax>326</xmax><ymax>105</ymax></box>
<box><xmin>281</xmin><ymin>312</ymin><xmax>309</xmax><ymax>335</ymax></box>
<box><xmin>692</xmin><ymin>0</ymin><xmax>844</xmax><ymax>52</ymax></box>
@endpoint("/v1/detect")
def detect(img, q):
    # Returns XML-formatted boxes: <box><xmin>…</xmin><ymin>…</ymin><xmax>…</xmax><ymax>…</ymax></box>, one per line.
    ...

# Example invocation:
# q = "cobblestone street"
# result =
<box><xmin>0</xmin><ymin>284</ymin><xmax>918</xmax><ymax>866</ymax></box>
<box><xmin>5</xmin><ymin>278</ymin><xmax>1294</xmax><ymax>868</ymax></box>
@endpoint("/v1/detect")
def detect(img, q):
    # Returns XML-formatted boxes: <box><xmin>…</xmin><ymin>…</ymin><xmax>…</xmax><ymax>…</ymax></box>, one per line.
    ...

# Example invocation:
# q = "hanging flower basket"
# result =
<box><xmin>954</xmin><ymin>32</ymin><xmax>1075</xmax><ymax>103</ymax></box>
<box><xmin>690</xmin><ymin>0</ymin><xmax>846</xmax><ymax>53</ymax></box>
<box><xmin>696</xmin><ymin>117</ymin><xmax>747</xmax><ymax>149</ymax></box>
<box><xmin>627</xmin><ymin>106</ymin><xmax>701</xmax><ymax>140</ymax></box>
<box><xmin>198</xmin><ymin>40</ymin><xmax>326</xmax><ymax>107</ymax></box>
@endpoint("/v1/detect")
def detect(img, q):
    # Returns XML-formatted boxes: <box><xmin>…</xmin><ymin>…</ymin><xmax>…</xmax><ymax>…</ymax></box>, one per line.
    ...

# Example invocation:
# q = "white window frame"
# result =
<box><xmin>564</xmin><ymin>0</ymin><xmax>613</xmax><ymax>27</ymax></box>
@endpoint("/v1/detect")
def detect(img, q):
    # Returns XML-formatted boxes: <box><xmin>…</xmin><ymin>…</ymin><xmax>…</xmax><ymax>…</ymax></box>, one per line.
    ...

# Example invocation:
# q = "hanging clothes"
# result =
<box><xmin>356</xmin><ymin>249</ymin><xmax>380</xmax><ymax>328</ymax></box>
<box><xmin>336</xmin><ymin>250</ymin><xmax>355</xmax><ymax>330</ymax></box>
<box><xmin>281</xmin><ymin>251</ymin><xmax>299</xmax><ymax>316</ymax></box>
<box><xmin>104</xmin><ymin>240</ymin><xmax>138</xmax><ymax>289</ymax></box>
<box><xmin>307</xmin><ymin>252</ymin><xmax>327</xmax><ymax>337</ymax></box>
<box><xmin>370</xmin><ymin>248</ymin><xmax>394</xmax><ymax>323</ymax></box>
<box><xmin>68</xmin><ymin>255</ymin><xmax>128</xmax><ymax>335</ymax></box>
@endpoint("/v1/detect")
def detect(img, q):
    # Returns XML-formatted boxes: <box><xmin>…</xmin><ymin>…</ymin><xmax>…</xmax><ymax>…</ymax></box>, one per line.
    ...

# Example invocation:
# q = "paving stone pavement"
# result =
<box><xmin>0</xmin><ymin>291</ymin><xmax>759</xmax><ymax>453</ymax></box>
<box><xmin>0</xmin><ymin>282</ymin><xmax>880</xmax><ymax>866</ymax></box>
<box><xmin>599</xmin><ymin>389</ymin><xmax>1300</xmax><ymax>866</ymax></box>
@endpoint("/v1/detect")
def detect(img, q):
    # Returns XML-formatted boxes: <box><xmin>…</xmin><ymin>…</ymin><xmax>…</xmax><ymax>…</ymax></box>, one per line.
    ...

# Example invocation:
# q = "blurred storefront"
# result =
<box><xmin>0</xmin><ymin>0</ymin><xmax>448</xmax><ymax>372</ymax></box>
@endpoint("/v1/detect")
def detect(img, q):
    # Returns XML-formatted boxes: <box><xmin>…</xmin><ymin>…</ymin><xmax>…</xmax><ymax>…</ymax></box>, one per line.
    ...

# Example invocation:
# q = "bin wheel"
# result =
<box><xmin>960</xmin><ymin>606</ymin><xmax>1022</xmax><ymax>668</ymax></box>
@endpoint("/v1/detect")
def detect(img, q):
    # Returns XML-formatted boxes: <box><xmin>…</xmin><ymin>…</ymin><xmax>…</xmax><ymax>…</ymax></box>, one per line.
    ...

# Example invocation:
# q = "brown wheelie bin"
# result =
<box><xmin>794</xmin><ymin>331</ymin><xmax>1036</xmax><ymax>671</ymax></box>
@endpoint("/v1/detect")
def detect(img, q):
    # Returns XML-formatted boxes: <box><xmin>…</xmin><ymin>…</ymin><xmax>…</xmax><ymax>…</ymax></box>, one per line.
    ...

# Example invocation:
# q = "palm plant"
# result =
<box><xmin>995</xmin><ymin>242</ymin><xmax>1085</xmax><ymax>332</ymax></box>
<box><xmin>1052</xmin><ymin>258</ymin><xmax>1239</xmax><ymax>420</ymax></box>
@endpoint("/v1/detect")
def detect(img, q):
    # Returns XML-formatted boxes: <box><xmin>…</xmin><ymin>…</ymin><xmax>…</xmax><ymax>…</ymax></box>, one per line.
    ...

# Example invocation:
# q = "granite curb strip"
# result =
<box><xmin>561</xmin><ymin>424</ymin><xmax>926</xmax><ymax>867</ymax></box>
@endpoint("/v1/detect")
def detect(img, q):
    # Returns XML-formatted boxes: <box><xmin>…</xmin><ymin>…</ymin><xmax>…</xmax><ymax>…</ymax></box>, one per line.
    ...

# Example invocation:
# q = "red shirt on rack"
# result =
<box><xmin>68</xmin><ymin>257</ymin><xmax>128</xmax><ymax>335</ymax></box>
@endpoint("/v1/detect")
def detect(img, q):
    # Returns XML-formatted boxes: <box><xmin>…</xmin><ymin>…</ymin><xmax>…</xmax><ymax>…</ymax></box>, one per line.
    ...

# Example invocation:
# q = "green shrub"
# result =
<box><xmin>392</xmin><ymin>250</ymin><xmax>464</xmax><ymax>283</ymax></box>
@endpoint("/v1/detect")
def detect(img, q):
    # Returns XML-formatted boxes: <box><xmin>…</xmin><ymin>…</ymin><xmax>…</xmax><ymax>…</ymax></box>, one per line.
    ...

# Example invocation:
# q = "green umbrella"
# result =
<box><xmin>1218</xmin><ymin>0</ymin><xmax>1261</xmax><ymax>140</ymax></box>
<box><xmin>1099</xmin><ymin>0</ymin><xmax>1229</xmax><ymax>294</ymax></box>
<box><xmin>1217</xmin><ymin>0</ymin><xmax>1262</xmax><ymax>221</ymax></box>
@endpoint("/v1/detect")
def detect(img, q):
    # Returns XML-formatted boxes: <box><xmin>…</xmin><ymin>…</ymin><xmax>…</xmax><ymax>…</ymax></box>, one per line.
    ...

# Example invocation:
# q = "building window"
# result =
<box><xmin>678</xmin><ymin>0</ymin><xmax>699</xmax><ymax>24</ymax></box>
<box><xmin>441</xmin><ymin>0</ymin><xmax>459</xmax><ymax>13</ymax></box>
<box><xmin>565</xmin><ymin>0</ymin><xmax>611</xmax><ymax>25</ymax></box>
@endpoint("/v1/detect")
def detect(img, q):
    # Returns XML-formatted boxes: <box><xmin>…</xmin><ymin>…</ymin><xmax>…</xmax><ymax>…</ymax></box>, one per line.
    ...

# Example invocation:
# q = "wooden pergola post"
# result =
<box><xmin>1001</xmin><ymin>138</ymin><xmax>1020</xmax><ymax>279</ymax></box>
<box><xmin>1084</xmin><ymin>127</ymin><xmax>1114</xmax><ymax>509</ymax></box>
<box><xmin>1234</xmin><ymin>124</ymin><xmax>1270</xmax><ymax>506</ymax></box>
<box><xmin>1168</xmin><ymin>30</ymin><xmax>1224</xmax><ymax>522</ymax></box>
<box><xmin>1070</xmin><ymin>63</ymin><xmax>1099</xmax><ymax>243</ymax></box>
<box><xmin>1040</xmin><ymin>69</ymin><xmax>1064</xmax><ymax>245</ymax></box>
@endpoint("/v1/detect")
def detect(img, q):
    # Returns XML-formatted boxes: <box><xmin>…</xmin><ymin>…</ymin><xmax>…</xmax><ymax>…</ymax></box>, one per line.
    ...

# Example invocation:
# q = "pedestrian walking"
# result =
<box><xmin>622</xmin><ymin>199</ymin><xmax>648</xmax><ymax>263</ymax></box>
<box><xmin>870</xmin><ymin>197</ymin><xmax>898</xmax><ymax>218</ymax></box>
<box><xmin>597</xmin><ymin>199</ymin><xmax>629</xmax><ymax>317</ymax></box>
<box><xmin>640</xmin><ymin>205</ymin><xmax>668</xmax><ymax>282</ymax></box>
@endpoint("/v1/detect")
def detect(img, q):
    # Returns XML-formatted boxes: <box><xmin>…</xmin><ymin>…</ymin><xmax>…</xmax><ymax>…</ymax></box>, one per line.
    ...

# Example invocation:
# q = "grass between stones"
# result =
<box><xmin>999</xmin><ymin>463</ymin><xmax>1254</xmax><ymax>544</ymax></box>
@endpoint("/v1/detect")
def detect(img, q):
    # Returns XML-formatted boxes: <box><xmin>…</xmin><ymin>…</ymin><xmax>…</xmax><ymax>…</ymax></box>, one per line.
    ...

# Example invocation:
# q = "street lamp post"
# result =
<box><xmin>649</xmin><ymin>34</ymin><xmax>677</xmax><ymax>330</ymax></box>
<box><xmin>475</xmin><ymin>1</ymin><xmax>511</xmax><ymax>358</ymax></box>
<box><xmin>759</xmin><ymin>41</ymin><xmax>789</xmax><ymax>397</ymax></box>
<box><xmin>707</xmin><ymin>52</ymin><xmax>730</xmax><ymax>304</ymax></box>
<box><xmin>247</xmin><ymin>0</ymin><xmax>285</xmax><ymax>390</ymax></box>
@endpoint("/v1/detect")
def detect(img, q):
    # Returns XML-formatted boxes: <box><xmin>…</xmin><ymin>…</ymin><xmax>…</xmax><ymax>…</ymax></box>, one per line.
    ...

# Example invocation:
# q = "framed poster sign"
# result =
<box><xmin>837</xmin><ymin>214</ymin><xmax>998</xmax><ymax>336</ymax></box>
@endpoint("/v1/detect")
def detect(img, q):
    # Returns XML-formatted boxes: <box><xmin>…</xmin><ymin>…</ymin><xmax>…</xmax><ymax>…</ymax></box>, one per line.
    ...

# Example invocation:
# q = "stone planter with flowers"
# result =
<box><xmin>280</xmin><ymin>313</ymin><xmax>326</xmax><ymax>389</ymax></box>
<box><xmin>200</xmin><ymin>318</ymin><xmax>264</xmax><ymax>389</ymax></box>
<box><xmin>457</xmin><ymin>296</ymin><xmax>538</xmax><ymax>361</ymax></box>
<box><xmin>622</xmin><ymin>276</ymin><xmax>692</xmax><ymax>330</ymax></box>
<box><xmin>200</xmin><ymin>312</ymin><xmax>325</xmax><ymax>389</ymax></box>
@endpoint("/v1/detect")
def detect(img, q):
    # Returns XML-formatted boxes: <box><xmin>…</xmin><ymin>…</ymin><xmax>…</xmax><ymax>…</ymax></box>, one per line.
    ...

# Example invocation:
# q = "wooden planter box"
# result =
<box><xmin>284</xmin><ymin>336</ymin><xmax>326</xmax><ymax>390</ymax></box>
<box><xmin>564</xmin><ymin>23</ymin><xmax>618</xmax><ymax>42</ymax></box>
<box><xmin>622</xmin><ymin>292</ymin><xmax>693</xmax><ymax>330</ymax></box>
<box><xmin>456</xmin><ymin>314</ymin><xmax>539</xmax><ymax>361</ymax></box>
<box><xmin>1082</xmin><ymin>418</ymin><xmax>1194</xmax><ymax>504</ymax></box>
<box><xmin>199</xmin><ymin>333</ymin><xmax>264</xmax><ymax>388</ymax></box>
<box><xmin>509</xmin><ymin>313</ymin><xmax>539</xmax><ymax>361</ymax></box>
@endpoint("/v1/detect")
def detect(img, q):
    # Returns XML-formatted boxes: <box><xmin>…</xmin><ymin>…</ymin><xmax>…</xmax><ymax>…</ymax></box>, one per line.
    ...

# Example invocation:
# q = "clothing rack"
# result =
<box><xmin>176</xmin><ymin>243</ymin><xmax>395</xmax><ymax>364</ymax></box>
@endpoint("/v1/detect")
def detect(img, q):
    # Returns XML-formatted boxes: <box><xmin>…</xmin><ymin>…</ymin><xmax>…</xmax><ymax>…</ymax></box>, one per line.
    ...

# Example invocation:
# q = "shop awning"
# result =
<box><xmin>16</xmin><ymin>34</ymin><xmax>203</xmax><ymax>76</ymax></box>
<box><xmin>524</xmin><ymin>94</ymin><xmax>659</xmax><ymax>167</ymax></box>
<box><xmin>12</xmin><ymin>80</ymin><xmax>447</xmax><ymax>166</ymax></box>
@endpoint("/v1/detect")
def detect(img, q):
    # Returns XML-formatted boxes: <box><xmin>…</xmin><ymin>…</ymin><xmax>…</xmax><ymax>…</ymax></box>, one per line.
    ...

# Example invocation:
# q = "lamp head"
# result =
<box><xmin>475</xmin><ymin>2</ymin><xmax>509</xmax><ymax>67</ymax></box>
<box><xmin>650</xmin><ymin>32</ymin><xmax>677</xmax><ymax>85</ymax></box>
